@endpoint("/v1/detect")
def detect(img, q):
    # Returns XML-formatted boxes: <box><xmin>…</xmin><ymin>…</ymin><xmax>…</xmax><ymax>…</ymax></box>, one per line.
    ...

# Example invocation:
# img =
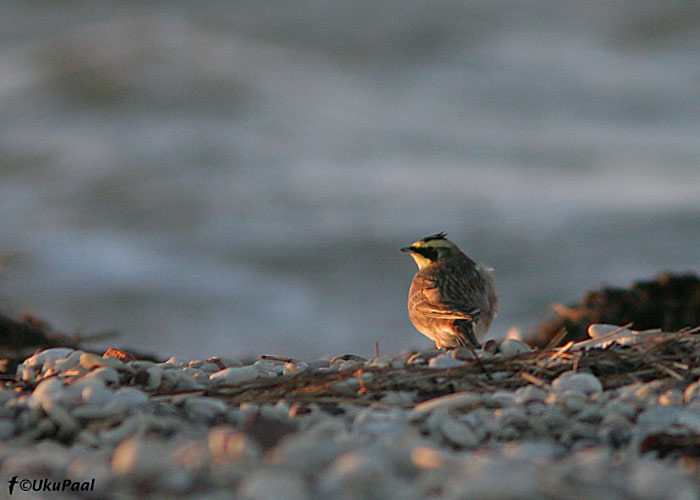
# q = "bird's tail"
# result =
<box><xmin>454</xmin><ymin>319</ymin><xmax>481</xmax><ymax>348</ymax></box>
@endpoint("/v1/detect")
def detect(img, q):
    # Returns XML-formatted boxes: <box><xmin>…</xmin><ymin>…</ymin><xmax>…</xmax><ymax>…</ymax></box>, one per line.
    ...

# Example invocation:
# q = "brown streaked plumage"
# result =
<box><xmin>401</xmin><ymin>232</ymin><xmax>498</xmax><ymax>348</ymax></box>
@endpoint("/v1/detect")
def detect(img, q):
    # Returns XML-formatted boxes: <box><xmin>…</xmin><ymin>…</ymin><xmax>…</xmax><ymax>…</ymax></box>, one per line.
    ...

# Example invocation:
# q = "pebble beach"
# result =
<box><xmin>2</xmin><ymin>324</ymin><xmax>700</xmax><ymax>499</ymax></box>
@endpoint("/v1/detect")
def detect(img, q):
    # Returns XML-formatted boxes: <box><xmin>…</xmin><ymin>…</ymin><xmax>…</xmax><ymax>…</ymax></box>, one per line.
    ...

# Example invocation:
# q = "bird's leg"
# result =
<box><xmin>454</xmin><ymin>320</ymin><xmax>492</xmax><ymax>380</ymax></box>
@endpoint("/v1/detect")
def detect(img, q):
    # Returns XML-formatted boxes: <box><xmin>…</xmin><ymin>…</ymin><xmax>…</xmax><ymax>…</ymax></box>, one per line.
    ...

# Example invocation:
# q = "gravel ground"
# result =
<box><xmin>2</xmin><ymin>325</ymin><xmax>700</xmax><ymax>499</ymax></box>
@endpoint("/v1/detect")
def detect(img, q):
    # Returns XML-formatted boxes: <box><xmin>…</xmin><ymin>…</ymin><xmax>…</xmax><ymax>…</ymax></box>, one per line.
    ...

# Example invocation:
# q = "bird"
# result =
<box><xmin>401</xmin><ymin>232</ymin><xmax>498</xmax><ymax>349</ymax></box>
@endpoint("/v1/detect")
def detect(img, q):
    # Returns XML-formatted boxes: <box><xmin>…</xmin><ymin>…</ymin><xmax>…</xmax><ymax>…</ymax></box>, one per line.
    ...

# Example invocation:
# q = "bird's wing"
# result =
<box><xmin>410</xmin><ymin>286</ymin><xmax>481</xmax><ymax>321</ymax></box>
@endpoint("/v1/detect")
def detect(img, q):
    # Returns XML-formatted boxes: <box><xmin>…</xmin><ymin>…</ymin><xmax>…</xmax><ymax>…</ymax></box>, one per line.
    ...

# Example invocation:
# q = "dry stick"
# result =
<box><xmin>520</xmin><ymin>371</ymin><xmax>548</xmax><ymax>388</ymax></box>
<box><xmin>206</xmin><ymin>329</ymin><xmax>700</xmax><ymax>406</ymax></box>
<box><xmin>528</xmin><ymin>328</ymin><xmax>569</xmax><ymax>379</ymax></box>
<box><xmin>537</xmin><ymin>328</ymin><xmax>569</xmax><ymax>360</ymax></box>
<box><xmin>569</xmin><ymin>322</ymin><xmax>635</xmax><ymax>351</ymax></box>
<box><xmin>260</xmin><ymin>355</ymin><xmax>299</xmax><ymax>363</ymax></box>
<box><xmin>466</xmin><ymin>343</ymin><xmax>493</xmax><ymax>381</ymax></box>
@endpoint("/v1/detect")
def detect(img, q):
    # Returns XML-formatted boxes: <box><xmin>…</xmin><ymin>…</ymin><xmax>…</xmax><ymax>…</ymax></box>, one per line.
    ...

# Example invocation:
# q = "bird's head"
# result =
<box><xmin>401</xmin><ymin>232</ymin><xmax>458</xmax><ymax>269</ymax></box>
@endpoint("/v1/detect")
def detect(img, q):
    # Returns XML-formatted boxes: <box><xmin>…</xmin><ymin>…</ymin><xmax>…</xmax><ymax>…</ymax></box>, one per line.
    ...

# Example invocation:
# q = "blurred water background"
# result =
<box><xmin>0</xmin><ymin>1</ymin><xmax>699</xmax><ymax>359</ymax></box>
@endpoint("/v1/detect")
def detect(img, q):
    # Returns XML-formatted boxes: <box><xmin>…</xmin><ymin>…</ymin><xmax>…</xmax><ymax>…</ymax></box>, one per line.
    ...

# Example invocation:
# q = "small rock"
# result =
<box><xmin>217</xmin><ymin>357</ymin><xmax>244</xmax><ymax>368</ymax></box>
<box><xmin>307</xmin><ymin>360</ymin><xmax>330</xmax><ymax>369</ymax></box>
<box><xmin>198</xmin><ymin>362</ymin><xmax>224</xmax><ymax>373</ymax></box>
<box><xmin>557</xmin><ymin>390</ymin><xmax>589</xmax><ymax>414</ymax></box>
<box><xmin>439</xmin><ymin>414</ymin><xmax>480</xmax><ymax>448</ymax></box>
<box><xmin>44</xmin><ymin>403</ymin><xmax>79</xmax><ymax>439</ymax></box>
<box><xmin>30</xmin><ymin>378</ymin><xmax>78</xmax><ymax>410</ymax></box>
<box><xmin>338</xmin><ymin>360</ymin><xmax>361</xmax><ymax>372</ymax></box>
<box><xmin>412</xmin><ymin>392</ymin><xmax>480</xmax><ymax>416</ymax></box>
<box><xmin>658</xmin><ymin>389</ymin><xmax>683</xmax><ymax>406</ymax></box>
<box><xmin>24</xmin><ymin>347</ymin><xmax>76</xmax><ymax>368</ymax></box>
<box><xmin>283</xmin><ymin>362</ymin><xmax>309</xmax><ymax>376</ymax></box>
<box><xmin>210</xmin><ymin>365</ymin><xmax>260</xmax><ymax>385</ymax></box>
<box><xmin>428</xmin><ymin>353</ymin><xmax>465</xmax><ymax>369</ymax></box>
<box><xmin>367</xmin><ymin>355</ymin><xmax>393</xmax><ymax>368</ymax></box>
<box><xmin>112</xmin><ymin>436</ymin><xmax>168</xmax><ymax>480</ymax></box>
<box><xmin>144</xmin><ymin>365</ymin><xmax>163</xmax><ymax>390</ymax></box>
<box><xmin>380</xmin><ymin>392</ymin><xmax>416</xmax><ymax>405</ymax></box>
<box><xmin>80</xmin><ymin>352</ymin><xmax>125</xmax><ymax>371</ymax></box>
<box><xmin>104</xmin><ymin>387</ymin><xmax>149</xmax><ymax>415</ymax></box>
<box><xmin>77</xmin><ymin>380</ymin><xmax>114</xmax><ymax>406</ymax></box>
<box><xmin>52</xmin><ymin>350</ymin><xmax>86</xmax><ymax>373</ymax></box>
<box><xmin>684</xmin><ymin>381</ymin><xmax>700</xmax><ymax>403</ymax></box>
<box><xmin>208</xmin><ymin>426</ymin><xmax>262</xmax><ymax>460</ymax></box>
<box><xmin>184</xmin><ymin>397</ymin><xmax>228</xmax><ymax>422</ymax></box>
<box><xmin>628</xmin><ymin>456</ymin><xmax>699</xmax><ymax>500</ymax></box>
<box><xmin>330</xmin><ymin>354</ymin><xmax>367</xmax><ymax>364</ymax></box>
<box><xmin>239</xmin><ymin>468</ymin><xmax>310</xmax><ymax>500</ymax></box>
<box><xmin>0</xmin><ymin>420</ymin><xmax>15</xmax><ymax>439</ymax></box>
<box><xmin>551</xmin><ymin>371</ymin><xmax>603</xmax><ymax>395</ymax></box>
<box><xmin>0</xmin><ymin>389</ymin><xmax>16</xmax><ymax>406</ymax></box>
<box><xmin>487</xmin><ymin>391</ymin><xmax>518</xmax><ymax>408</ymax></box>
<box><xmin>482</xmin><ymin>339</ymin><xmax>499</xmax><ymax>354</ymax></box>
<box><xmin>163</xmin><ymin>356</ymin><xmax>189</xmax><ymax>367</ymax></box>
<box><xmin>515</xmin><ymin>385</ymin><xmax>548</xmax><ymax>404</ymax></box>
<box><xmin>81</xmin><ymin>367</ymin><xmax>120</xmax><ymax>386</ymax></box>
<box><xmin>451</xmin><ymin>347</ymin><xmax>475</xmax><ymax>360</ymax></box>
<box><xmin>499</xmin><ymin>339</ymin><xmax>532</xmax><ymax>356</ymax></box>
<box><xmin>588</xmin><ymin>323</ymin><xmax>629</xmax><ymax>338</ymax></box>
<box><xmin>319</xmin><ymin>449</ymin><xmax>416</xmax><ymax>500</ymax></box>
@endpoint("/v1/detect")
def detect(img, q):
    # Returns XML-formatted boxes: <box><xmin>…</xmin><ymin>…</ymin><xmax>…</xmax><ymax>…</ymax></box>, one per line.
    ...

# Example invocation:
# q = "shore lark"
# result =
<box><xmin>401</xmin><ymin>232</ymin><xmax>498</xmax><ymax>348</ymax></box>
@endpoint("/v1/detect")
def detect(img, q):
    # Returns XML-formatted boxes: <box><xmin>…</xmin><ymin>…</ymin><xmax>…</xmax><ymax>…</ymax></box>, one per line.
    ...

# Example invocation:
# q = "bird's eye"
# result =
<box><xmin>421</xmin><ymin>247</ymin><xmax>438</xmax><ymax>261</ymax></box>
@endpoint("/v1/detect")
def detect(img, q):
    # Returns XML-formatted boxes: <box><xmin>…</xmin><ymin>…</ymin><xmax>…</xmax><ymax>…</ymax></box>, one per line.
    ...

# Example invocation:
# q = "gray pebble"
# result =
<box><xmin>551</xmin><ymin>371</ymin><xmax>603</xmax><ymax>395</ymax></box>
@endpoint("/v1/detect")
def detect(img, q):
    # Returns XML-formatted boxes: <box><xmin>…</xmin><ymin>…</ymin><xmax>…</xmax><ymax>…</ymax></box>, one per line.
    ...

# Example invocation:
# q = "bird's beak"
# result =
<box><xmin>400</xmin><ymin>246</ymin><xmax>415</xmax><ymax>253</ymax></box>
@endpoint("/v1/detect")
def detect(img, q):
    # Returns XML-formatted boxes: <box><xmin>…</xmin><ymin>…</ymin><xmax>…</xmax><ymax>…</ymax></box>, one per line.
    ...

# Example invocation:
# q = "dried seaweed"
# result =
<box><xmin>152</xmin><ymin>327</ymin><xmax>700</xmax><ymax>408</ymax></box>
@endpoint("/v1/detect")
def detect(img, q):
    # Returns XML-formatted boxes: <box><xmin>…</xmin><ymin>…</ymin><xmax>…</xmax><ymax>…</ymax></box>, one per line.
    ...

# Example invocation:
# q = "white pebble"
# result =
<box><xmin>499</xmin><ymin>339</ymin><xmax>532</xmax><ymax>356</ymax></box>
<box><xmin>210</xmin><ymin>365</ymin><xmax>260</xmax><ymax>385</ymax></box>
<box><xmin>78</xmin><ymin>381</ymin><xmax>114</xmax><ymax>406</ymax></box>
<box><xmin>23</xmin><ymin>347</ymin><xmax>76</xmax><ymax>368</ymax></box>
<box><xmin>428</xmin><ymin>353</ymin><xmax>465</xmax><ymax>369</ymax></box>
<box><xmin>80</xmin><ymin>352</ymin><xmax>125</xmax><ymax>371</ymax></box>
<box><xmin>411</xmin><ymin>392</ymin><xmax>480</xmax><ymax>416</ymax></box>
<box><xmin>104</xmin><ymin>387</ymin><xmax>149</xmax><ymax>415</ymax></box>
<box><xmin>30</xmin><ymin>378</ymin><xmax>75</xmax><ymax>410</ymax></box>
<box><xmin>283</xmin><ymin>362</ymin><xmax>309</xmax><ymax>376</ymax></box>
<box><xmin>254</xmin><ymin>360</ymin><xmax>284</xmax><ymax>375</ymax></box>
<box><xmin>338</xmin><ymin>360</ymin><xmax>361</xmax><ymax>372</ymax></box>
<box><xmin>81</xmin><ymin>367</ymin><xmax>120</xmax><ymax>386</ymax></box>
<box><xmin>52</xmin><ymin>350</ymin><xmax>86</xmax><ymax>373</ymax></box>
<box><xmin>588</xmin><ymin>323</ymin><xmax>629</xmax><ymax>338</ymax></box>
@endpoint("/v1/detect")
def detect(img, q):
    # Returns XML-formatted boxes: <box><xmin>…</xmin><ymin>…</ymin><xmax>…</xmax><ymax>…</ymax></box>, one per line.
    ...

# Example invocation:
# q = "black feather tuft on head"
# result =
<box><xmin>421</xmin><ymin>231</ymin><xmax>447</xmax><ymax>242</ymax></box>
